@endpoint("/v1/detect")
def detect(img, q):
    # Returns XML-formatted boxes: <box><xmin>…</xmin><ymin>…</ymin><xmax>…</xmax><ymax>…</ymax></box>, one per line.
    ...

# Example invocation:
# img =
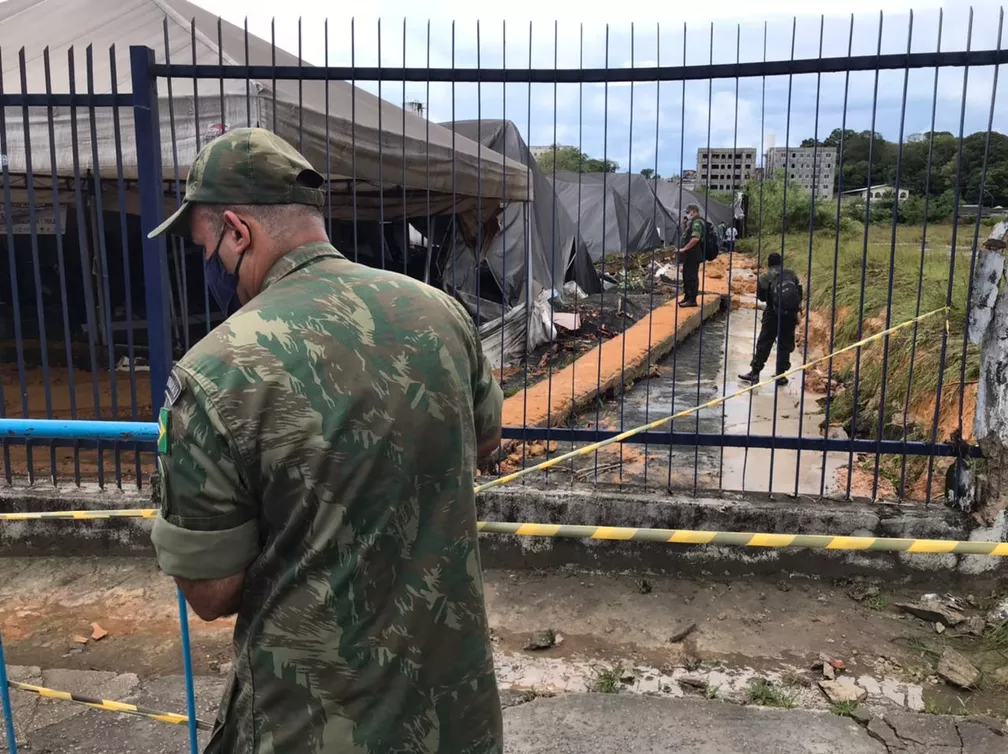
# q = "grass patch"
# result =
<box><xmin>780</xmin><ymin>669</ymin><xmax>804</xmax><ymax>688</ymax></box>
<box><xmin>831</xmin><ymin>700</ymin><xmax>861</xmax><ymax>718</ymax></box>
<box><xmin>747</xmin><ymin>679</ymin><xmax>799</xmax><ymax>709</ymax></box>
<box><xmin>704</xmin><ymin>683</ymin><xmax>721</xmax><ymax>700</ymax></box>
<box><xmin>983</xmin><ymin>620</ymin><xmax>1008</xmax><ymax>654</ymax></box>
<box><xmin>866</xmin><ymin>593</ymin><xmax>889</xmax><ymax>612</ymax></box>
<box><xmin>590</xmin><ymin>665</ymin><xmax>623</xmax><ymax>694</ymax></box>
<box><xmin>924</xmin><ymin>697</ymin><xmax>944</xmax><ymax>715</ymax></box>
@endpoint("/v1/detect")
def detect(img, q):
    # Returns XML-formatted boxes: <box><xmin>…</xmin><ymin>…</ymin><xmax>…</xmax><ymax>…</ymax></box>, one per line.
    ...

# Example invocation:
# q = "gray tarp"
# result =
<box><xmin>547</xmin><ymin>172</ymin><xmax>684</xmax><ymax>261</ymax></box>
<box><xmin>0</xmin><ymin>0</ymin><xmax>531</xmax><ymax>221</ymax></box>
<box><xmin>437</xmin><ymin>120</ymin><xmax>601</xmax><ymax>309</ymax></box>
<box><xmin>654</xmin><ymin>180</ymin><xmax>735</xmax><ymax>229</ymax></box>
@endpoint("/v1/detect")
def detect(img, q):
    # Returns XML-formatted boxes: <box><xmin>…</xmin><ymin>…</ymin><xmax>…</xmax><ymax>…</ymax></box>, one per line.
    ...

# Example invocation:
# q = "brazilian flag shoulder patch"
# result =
<box><xmin>157</xmin><ymin>407</ymin><xmax>170</xmax><ymax>455</ymax></box>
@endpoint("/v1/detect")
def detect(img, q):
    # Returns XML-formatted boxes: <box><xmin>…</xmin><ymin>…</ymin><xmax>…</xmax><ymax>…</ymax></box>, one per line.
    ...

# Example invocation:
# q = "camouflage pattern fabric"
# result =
<box><xmin>687</xmin><ymin>217</ymin><xmax>706</xmax><ymax>261</ymax></box>
<box><xmin>148</xmin><ymin>127</ymin><xmax>326</xmax><ymax>240</ymax></box>
<box><xmin>151</xmin><ymin>242</ymin><xmax>504</xmax><ymax>754</ymax></box>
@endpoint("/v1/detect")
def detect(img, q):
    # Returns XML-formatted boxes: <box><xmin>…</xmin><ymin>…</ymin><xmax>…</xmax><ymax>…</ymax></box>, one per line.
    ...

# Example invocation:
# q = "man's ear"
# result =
<box><xmin>221</xmin><ymin>209</ymin><xmax>252</xmax><ymax>253</ymax></box>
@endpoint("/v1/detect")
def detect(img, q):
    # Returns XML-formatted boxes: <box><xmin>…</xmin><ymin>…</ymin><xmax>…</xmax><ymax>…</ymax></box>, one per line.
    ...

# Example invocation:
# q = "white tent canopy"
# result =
<box><xmin>0</xmin><ymin>0</ymin><xmax>531</xmax><ymax>221</ymax></box>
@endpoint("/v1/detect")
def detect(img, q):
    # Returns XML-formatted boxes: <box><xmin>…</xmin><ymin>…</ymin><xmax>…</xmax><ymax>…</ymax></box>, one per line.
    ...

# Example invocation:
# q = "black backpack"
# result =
<box><xmin>770</xmin><ymin>270</ymin><xmax>803</xmax><ymax>314</ymax></box>
<box><xmin>692</xmin><ymin>218</ymin><xmax>720</xmax><ymax>261</ymax></box>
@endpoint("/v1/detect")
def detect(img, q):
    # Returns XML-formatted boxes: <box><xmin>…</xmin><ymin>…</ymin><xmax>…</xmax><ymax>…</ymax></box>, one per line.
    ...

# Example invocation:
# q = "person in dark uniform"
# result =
<box><xmin>674</xmin><ymin>203</ymin><xmax>705</xmax><ymax>308</ymax></box>
<box><xmin>738</xmin><ymin>252</ymin><xmax>803</xmax><ymax>387</ymax></box>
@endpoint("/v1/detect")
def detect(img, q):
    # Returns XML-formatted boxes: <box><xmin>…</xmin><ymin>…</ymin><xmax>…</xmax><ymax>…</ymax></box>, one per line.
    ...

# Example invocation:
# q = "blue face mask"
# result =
<box><xmin>204</xmin><ymin>226</ymin><xmax>246</xmax><ymax>316</ymax></box>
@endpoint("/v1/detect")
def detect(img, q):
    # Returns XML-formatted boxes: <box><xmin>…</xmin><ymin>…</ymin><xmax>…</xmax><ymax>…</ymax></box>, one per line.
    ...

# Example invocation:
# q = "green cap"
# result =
<box><xmin>148</xmin><ymin>127</ymin><xmax>326</xmax><ymax>240</ymax></box>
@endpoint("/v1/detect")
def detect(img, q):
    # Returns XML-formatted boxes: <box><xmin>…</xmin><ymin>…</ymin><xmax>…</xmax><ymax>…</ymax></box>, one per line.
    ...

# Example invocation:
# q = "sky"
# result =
<box><xmin>188</xmin><ymin>0</ymin><xmax>1005</xmax><ymax>177</ymax></box>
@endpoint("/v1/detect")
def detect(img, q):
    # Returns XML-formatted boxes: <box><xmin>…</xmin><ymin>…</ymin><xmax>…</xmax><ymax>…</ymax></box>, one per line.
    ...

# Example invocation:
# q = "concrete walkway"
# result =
<box><xmin>3</xmin><ymin>667</ymin><xmax>1003</xmax><ymax>753</ymax></box>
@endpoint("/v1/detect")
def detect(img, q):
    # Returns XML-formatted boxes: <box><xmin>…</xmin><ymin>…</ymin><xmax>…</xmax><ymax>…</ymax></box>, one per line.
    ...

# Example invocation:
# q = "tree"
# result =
<box><xmin>640</xmin><ymin>168</ymin><xmax>660</xmax><ymax>180</ymax></box>
<box><xmin>535</xmin><ymin>145</ymin><xmax>618</xmax><ymax>174</ymax></box>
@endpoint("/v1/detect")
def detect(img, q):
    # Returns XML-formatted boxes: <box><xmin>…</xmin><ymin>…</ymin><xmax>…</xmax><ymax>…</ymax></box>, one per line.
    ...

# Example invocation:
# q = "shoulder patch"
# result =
<box><xmin>157</xmin><ymin>407</ymin><xmax>170</xmax><ymax>455</ymax></box>
<box><xmin>164</xmin><ymin>370</ymin><xmax>183</xmax><ymax>408</ymax></box>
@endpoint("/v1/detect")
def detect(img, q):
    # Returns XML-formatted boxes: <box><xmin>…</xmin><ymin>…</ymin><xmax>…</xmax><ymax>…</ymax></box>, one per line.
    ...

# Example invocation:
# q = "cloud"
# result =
<box><xmin>188</xmin><ymin>0</ymin><xmax>1005</xmax><ymax>175</ymax></box>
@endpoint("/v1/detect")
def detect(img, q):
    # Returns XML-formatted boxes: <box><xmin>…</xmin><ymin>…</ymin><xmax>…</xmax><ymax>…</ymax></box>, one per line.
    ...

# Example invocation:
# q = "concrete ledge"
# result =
<box><xmin>474</xmin><ymin>484</ymin><xmax>1008</xmax><ymax>582</ymax></box>
<box><xmin>501</xmin><ymin>294</ymin><xmax>722</xmax><ymax>428</ymax></box>
<box><xmin>3</xmin><ymin>482</ymin><xmax>1005</xmax><ymax>581</ymax></box>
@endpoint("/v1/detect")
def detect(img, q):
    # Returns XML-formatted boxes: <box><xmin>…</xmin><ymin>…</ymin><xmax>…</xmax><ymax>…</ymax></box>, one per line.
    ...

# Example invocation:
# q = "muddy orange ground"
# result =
<box><xmin>501</xmin><ymin>254</ymin><xmax>749</xmax><ymax>430</ymax></box>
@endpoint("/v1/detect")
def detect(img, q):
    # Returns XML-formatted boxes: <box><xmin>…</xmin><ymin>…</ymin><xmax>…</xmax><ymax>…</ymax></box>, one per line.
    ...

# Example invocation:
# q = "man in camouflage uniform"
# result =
<box><xmin>148</xmin><ymin>128</ymin><xmax>504</xmax><ymax>753</ymax></box>
<box><xmin>673</xmin><ymin>203</ymin><xmax>705</xmax><ymax>308</ymax></box>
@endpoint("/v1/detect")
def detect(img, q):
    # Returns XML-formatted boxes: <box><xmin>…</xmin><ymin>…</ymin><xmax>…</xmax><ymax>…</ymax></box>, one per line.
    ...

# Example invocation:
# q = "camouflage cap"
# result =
<box><xmin>147</xmin><ymin>128</ymin><xmax>326</xmax><ymax>239</ymax></box>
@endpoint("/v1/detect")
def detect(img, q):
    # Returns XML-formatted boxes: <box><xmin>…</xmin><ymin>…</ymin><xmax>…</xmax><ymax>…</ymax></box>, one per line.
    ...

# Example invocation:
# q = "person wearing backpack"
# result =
<box><xmin>673</xmin><ymin>203</ymin><xmax>711</xmax><ymax>308</ymax></box>
<box><xmin>738</xmin><ymin>252</ymin><xmax>803</xmax><ymax>387</ymax></box>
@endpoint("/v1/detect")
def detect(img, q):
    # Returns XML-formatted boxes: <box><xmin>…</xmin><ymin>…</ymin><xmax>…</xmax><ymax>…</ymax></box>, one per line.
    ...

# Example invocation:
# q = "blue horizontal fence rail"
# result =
<box><xmin>0</xmin><ymin>8</ymin><xmax>1000</xmax><ymax>505</ymax></box>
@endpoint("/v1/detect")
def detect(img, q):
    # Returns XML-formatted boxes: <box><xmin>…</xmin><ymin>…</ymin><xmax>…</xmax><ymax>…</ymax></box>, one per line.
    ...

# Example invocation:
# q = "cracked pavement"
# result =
<box><xmin>1</xmin><ymin>667</ymin><xmax>1004</xmax><ymax>753</ymax></box>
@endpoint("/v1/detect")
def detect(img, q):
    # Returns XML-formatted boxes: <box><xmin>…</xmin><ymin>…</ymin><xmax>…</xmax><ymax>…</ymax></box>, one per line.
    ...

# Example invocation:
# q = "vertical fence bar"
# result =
<box><xmin>0</xmin><ymin>631</ymin><xmax>18</xmax><ymax>754</ymax></box>
<box><xmin>42</xmin><ymin>47</ymin><xmax>80</xmax><ymax>486</ymax></box>
<box><xmin>191</xmin><ymin>20</ymin><xmax>211</xmax><ymax>339</ymax></box>
<box><xmin>324</xmin><ymin>19</ymin><xmax>332</xmax><ymax>240</ymax></box>
<box><xmin>643</xmin><ymin>23</ymin><xmax>662</xmax><ymax>490</ymax></box>
<box><xmin>694</xmin><ymin>22</ymin><xmax>715</xmax><ymax>496</ymax></box>
<box><xmin>900</xmin><ymin>11</ymin><xmax>943</xmax><ymax>502</ymax></box>
<box><xmin>0</xmin><ymin>50</ymin><xmax>34</xmax><ymax>485</ymax></box>
<box><xmin>768</xmin><ymin>18</ymin><xmax>798</xmax><ymax>497</ymax></box>
<box><xmin>86</xmin><ymin>45</ymin><xmax>122</xmax><ymax>488</ymax></box>
<box><xmin>569</xmin><ymin>22</ymin><xmax>584</xmax><ymax>485</ymax></box>
<box><xmin>401</xmin><ymin>18</ymin><xmax>408</xmax><ymax>277</ymax></box>
<box><xmin>594</xmin><ymin>24</ymin><xmax>610</xmax><ymax>482</ymax></box>
<box><xmin>351</xmin><ymin>18</ymin><xmax>359</xmax><ymax>262</ymax></box>
<box><xmin>497</xmin><ymin>20</ymin><xmax>507</xmax><ymax>473</ymax></box>
<box><xmin>794</xmin><ymin>17</ymin><xmax>825</xmax><ymax>498</ymax></box>
<box><xmin>819</xmin><ymin>17</ymin><xmax>855</xmax><ymax>498</ymax></box>
<box><xmin>109</xmin><ymin>47</ymin><xmax>142</xmax><ymax>487</ymax></box>
<box><xmin>871</xmin><ymin>14</ymin><xmax>914</xmax><ymax>501</ymax></box>
<box><xmin>67</xmin><ymin>47</ymin><xmax>104</xmax><ymax>487</ymax></box>
<box><xmin>130</xmin><ymin>45</ymin><xmax>171</xmax><ymax>410</ymax></box>
<box><xmin>378</xmin><ymin>19</ymin><xmax>386</xmax><ymax>271</ymax></box>
<box><xmin>163</xmin><ymin>21</ymin><xmax>190</xmax><ymax>356</ymax></box>
<box><xmin>176</xmin><ymin>589</ymin><xmax>199</xmax><ymax>754</ymax></box>
<box><xmin>244</xmin><ymin>18</ymin><xmax>252</xmax><ymax>127</ymax></box>
<box><xmin>17</xmin><ymin>48</ymin><xmax>57</xmax><ymax>486</ymax></box>
<box><xmin>666</xmin><ymin>21</ymin><xmax>688</xmax><ymax>492</ymax></box>
<box><xmin>545</xmin><ymin>20</ymin><xmax>558</xmax><ymax>482</ymax></box>
<box><xmin>718</xmin><ymin>24</ymin><xmax>742</xmax><ymax>493</ymax></box>
<box><xmin>740</xmin><ymin>24</ymin><xmax>768</xmax><ymax>492</ymax></box>
<box><xmin>926</xmin><ymin>10</ymin><xmax>974</xmax><ymax>503</ymax></box>
<box><xmin>519</xmin><ymin>21</ymin><xmax>532</xmax><ymax>474</ymax></box>
<box><xmin>618</xmin><ymin>23</ymin><xmax>635</xmax><ymax>487</ymax></box>
<box><xmin>956</xmin><ymin>9</ymin><xmax>1003</xmax><ymax>501</ymax></box>
<box><xmin>846</xmin><ymin>13</ymin><xmax>886</xmax><ymax>500</ymax></box>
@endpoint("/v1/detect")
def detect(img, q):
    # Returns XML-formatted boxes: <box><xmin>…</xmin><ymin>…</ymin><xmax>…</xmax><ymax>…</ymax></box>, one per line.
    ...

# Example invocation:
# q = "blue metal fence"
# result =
<box><xmin>0</xmin><ymin>9</ymin><xmax>1004</xmax><ymax>503</ymax></box>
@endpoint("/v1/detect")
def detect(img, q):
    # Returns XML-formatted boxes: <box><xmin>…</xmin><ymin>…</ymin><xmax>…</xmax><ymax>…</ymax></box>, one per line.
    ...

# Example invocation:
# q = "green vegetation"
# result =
<box><xmin>866</xmin><ymin>593</ymin><xmax>889</xmax><ymax>612</ymax></box>
<box><xmin>590</xmin><ymin>665</ymin><xmax>624</xmax><ymax>694</ymax></box>
<box><xmin>535</xmin><ymin>145</ymin><xmax>619</xmax><ymax>174</ymax></box>
<box><xmin>830</xmin><ymin>700</ymin><xmax>861</xmax><ymax>718</ymax></box>
<box><xmin>746</xmin><ymin>679</ymin><xmax>799</xmax><ymax>709</ymax></box>
<box><xmin>801</xmin><ymin>129</ymin><xmax>1008</xmax><ymax>207</ymax></box>
<box><xmin>704</xmin><ymin>682</ymin><xmax>721</xmax><ymax>700</ymax></box>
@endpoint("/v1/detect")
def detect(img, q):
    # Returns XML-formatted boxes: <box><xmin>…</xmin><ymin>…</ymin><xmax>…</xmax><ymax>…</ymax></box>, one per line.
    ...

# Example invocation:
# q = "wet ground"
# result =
<box><xmin>500</xmin><ymin>307</ymin><xmax>846</xmax><ymax>497</ymax></box>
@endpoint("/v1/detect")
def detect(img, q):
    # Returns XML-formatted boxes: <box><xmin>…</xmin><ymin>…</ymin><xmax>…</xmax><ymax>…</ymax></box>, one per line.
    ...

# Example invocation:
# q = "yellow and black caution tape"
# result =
<box><xmin>476</xmin><ymin>521</ymin><xmax>1008</xmax><ymax>556</ymax></box>
<box><xmin>473</xmin><ymin>305</ymin><xmax>951</xmax><ymax>494</ymax></box>
<box><xmin>0</xmin><ymin>508</ymin><xmax>158</xmax><ymax>522</ymax></box>
<box><xmin>7</xmin><ymin>679</ymin><xmax>212</xmax><ymax>730</ymax></box>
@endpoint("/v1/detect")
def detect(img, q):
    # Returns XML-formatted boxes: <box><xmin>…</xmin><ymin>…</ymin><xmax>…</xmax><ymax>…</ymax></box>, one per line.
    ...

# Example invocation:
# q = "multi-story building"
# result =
<box><xmin>696</xmin><ymin>148</ymin><xmax>757</xmax><ymax>192</ymax></box>
<box><xmin>764</xmin><ymin>146</ymin><xmax>838</xmax><ymax>198</ymax></box>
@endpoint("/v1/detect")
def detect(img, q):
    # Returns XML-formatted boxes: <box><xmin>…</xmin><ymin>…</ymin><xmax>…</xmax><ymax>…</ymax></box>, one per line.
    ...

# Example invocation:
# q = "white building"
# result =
<box><xmin>696</xmin><ymin>148</ymin><xmax>757</xmax><ymax>192</ymax></box>
<box><xmin>840</xmin><ymin>184</ymin><xmax>910</xmax><ymax>203</ymax></box>
<box><xmin>764</xmin><ymin>146</ymin><xmax>838</xmax><ymax>198</ymax></box>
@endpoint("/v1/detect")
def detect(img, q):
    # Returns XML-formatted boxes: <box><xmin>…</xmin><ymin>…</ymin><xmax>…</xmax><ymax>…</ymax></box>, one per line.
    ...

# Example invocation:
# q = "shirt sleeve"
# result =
<box><xmin>151</xmin><ymin>367</ymin><xmax>260</xmax><ymax>581</ymax></box>
<box><xmin>471</xmin><ymin>338</ymin><xmax>503</xmax><ymax>447</ymax></box>
<box><xmin>691</xmin><ymin>219</ymin><xmax>704</xmax><ymax>240</ymax></box>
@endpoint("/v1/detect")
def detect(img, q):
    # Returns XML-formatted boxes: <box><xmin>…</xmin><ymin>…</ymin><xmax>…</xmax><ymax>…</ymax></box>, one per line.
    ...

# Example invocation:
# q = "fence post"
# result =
<box><xmin>129</xmin><ymin>46</ymin><xmax>171</xmax><ymax>411</ymax></box>
<box><xmin>0</xmin><ymin>631</ymin><xmax>18</xmax><ymax>754</ymax></box>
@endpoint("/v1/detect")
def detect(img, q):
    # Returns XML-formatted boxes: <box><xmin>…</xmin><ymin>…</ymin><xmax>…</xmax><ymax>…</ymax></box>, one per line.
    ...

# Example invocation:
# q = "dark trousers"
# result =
<box><xmin>681</xmin><ymin>254</ymin><xmax>701</xmax><ymax>302</ymax></box>
<box><xmin>752</xmin><ymin>308</ymin><xmax>798</xmax><ymax>377</ymax></box>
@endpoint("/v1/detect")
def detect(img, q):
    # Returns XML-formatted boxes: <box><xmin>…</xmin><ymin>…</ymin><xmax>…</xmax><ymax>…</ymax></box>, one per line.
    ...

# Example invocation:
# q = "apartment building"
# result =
<box><xmin>696</xmin><ymin>148</ymin><xmax>757</xmax><ymax>192</ymax></box>
<box><xmin>764</xmin><ymin>146</ymin><xmax>838</xmax><ymax>198</ymax></box>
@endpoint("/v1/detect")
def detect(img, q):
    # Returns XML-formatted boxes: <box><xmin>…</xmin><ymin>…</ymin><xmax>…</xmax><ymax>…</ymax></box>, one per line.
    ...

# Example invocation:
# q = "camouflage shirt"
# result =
<box><xmin>151</xmin><ymin>242</ymin><xmax>505</xmax><ymax>754</ymax></box>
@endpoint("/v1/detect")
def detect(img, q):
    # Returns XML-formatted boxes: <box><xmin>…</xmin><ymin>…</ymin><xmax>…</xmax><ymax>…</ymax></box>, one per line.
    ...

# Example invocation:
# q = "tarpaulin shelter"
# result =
<box><xmin>546</xmin><ymin>171</ymin><xmax>680</xmax><ymax>261</ymax></box>
<box><xmin>0</xmin><ymin>0</ymin><xmax>531</xmax><ymax>221</ymax></box>
<box><xmin>653</xmin><ymin>180</ymin><xmax>735</xmax><ymax>229</ymax></box>
<box><xmin>436</xmin><ymin>120</ymin><xmax>600</xmax><ymax>312</ymax></box>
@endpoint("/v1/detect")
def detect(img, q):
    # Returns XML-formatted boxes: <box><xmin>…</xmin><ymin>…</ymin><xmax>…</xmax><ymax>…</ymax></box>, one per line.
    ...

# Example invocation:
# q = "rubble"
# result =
<box><xmin>895</xmin><ymin>595</ymin><xmax>966</xmax><ymax>627</ymax></box>
<box><xmin>90</xmin><ymin>622</ymin><xmax>107</xmax><ymax>641</ymax></box>
<box><xmin>668</xmin><ymin>622</ymin><xmax>697</xmax><ymax>644</ymax></box>
<box><xmin>988</xmin><ymin>597</ymin><xmax>1008</xmax><ymax>626</ymax></box>
<box><xmin>818</xmin><ymin>679</ymin><xmax>867</xmax><ymax>705</ymax></box>
<box><xmin>524</xmin><ymin>629</ymin><xmax>557</xmax><ymax>651</ymax></box>
<box><xmin>936</xmin><ymin>648</ymin><xmax>981</xmax><ymax>689</ymax></box>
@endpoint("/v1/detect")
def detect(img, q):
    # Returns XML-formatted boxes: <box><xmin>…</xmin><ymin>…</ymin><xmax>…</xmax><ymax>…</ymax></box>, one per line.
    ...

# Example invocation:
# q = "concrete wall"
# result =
<box><xmin>2</xmin><ymin>482</ymin><xmax>1005</xmax><ymax>583</ymax></box>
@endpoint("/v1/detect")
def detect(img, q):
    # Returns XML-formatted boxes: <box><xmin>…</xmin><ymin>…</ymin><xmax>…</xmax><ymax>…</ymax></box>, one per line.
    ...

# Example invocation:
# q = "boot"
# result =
<box><xmin>679</xmin><ymin>298</ymin><xmax>698</xmax><ymax>308</ymax></box>
<box><xmin>738</xmin><ymin>371</ymin><xmax>759</xmax><ymax>384</ymax></box>
<box><xmin>776</xmin><ymin>377</ymin><xmax>788</xmax><ymax>387</ymax></box>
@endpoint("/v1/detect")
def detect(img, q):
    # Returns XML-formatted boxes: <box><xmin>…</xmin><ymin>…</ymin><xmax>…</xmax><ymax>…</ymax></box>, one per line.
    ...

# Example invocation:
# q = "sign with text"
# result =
<box><xmin>0</xmin><ymin>202</ymin><xmax>67</xmax><ymax>235</ymax></box>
